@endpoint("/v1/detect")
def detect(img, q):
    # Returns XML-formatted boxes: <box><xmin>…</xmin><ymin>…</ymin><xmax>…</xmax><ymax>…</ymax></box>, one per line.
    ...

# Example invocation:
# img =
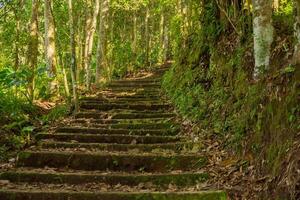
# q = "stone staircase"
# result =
<box><xmin>0</xmin><ymin>68</ymin><xmax>227</xmax><ymax>199</ymax></box>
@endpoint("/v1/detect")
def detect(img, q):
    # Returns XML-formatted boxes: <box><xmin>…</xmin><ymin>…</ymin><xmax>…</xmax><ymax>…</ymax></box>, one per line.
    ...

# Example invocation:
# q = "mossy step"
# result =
<box><xmin>80</xmin><ymin>99</ymin><xmax>168</xmax><ymax>104</ymax></box>
<box><xmin>111</xmin><ymin>79</ymin><xmax>161</xmax><ymax>84</ymax></box>
<box><xmin>68</xmin><ymin>123</ymin><xmax>178</xmax><ymax>130</ymax></box>
<box><xmin>0</xmin><ymin>170</ymin><xmax>208</xmax><ymax>186</ymax></box>
<box><xmin>80</xmin><ymin>103</ymin><xmax>171</xmax><ymax>111</ymax></box>
<box><xmin>56</xmin><ymin>127</ymin><xmax>179</xmax><ymax>136</ymax></box>
<box><xmin>17</xmin><ymin>151</ymin><xmax>207</xmax><ymax>172</ymax></box>
<box><xmin>102</xmin><ymin>88</ymin><xmax>162</xmax><ymax>93</ymax></box>
<box><xmin>0</xmin><ymin>190</ymin><xmax>227</xmax><ymax>200</ymax></box>
<box><xmin>108</xmin><ymin>83</ymin><xmax>161</xmax><ymax>88</ymax></box>
<box><xmin>88</xmin><ymin>94</ymin><xmax>162</xmax><ymax>99</ymax></box>
<box><xmin>36</xmin><ymin>133</ymin><xmax>187</xmax><ymax>144</ymax></box>
<box><xmin>39</xmin><ymin>141</ymin><xmax>195</xmax><ymax>152</ymax></box>
<box><xmin>75</xmin><ymin>112</ymin><xmax>175</xmax><ymax>119</ymax></box>
<box><xmin>71</xmin><ymin>118</ymin><xmax>173</xmax><ymax>125</ymax></box>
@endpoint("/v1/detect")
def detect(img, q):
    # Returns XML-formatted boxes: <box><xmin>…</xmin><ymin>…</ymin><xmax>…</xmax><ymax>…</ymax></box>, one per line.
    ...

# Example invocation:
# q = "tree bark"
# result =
<box><xmin>13</xmin><ymin>0</ymin><xmax>24</xmax><ymax>71</ymax></box>
<box><xmin>293</xmin><ymin>0</ymin><xmax>300</xmax><ymax>65</ymax></box>
<box><xmin>95</xmin><ymin>0</ymin><xmax>110</xmax><ymax>85</ymax></box>
<box><xmin>145</xmin><ymin>6</ymin><xmax>150</xmax><ymax>66</ymax></box>
<box><xmin>58</xmin><ymin>52</ymin><xmax>70</xmax><ymax>98</ymax></box>
<box><xmin>132</xmin><ymin>11</ymin><xmax>137</xmax><ymax>65</ymax></box>
<box><xmin>27</xmin><ymin>0</ymin><xmax>39</xmax><ymax>102</ymax></box>
<box><xmin>84</xmin><ymin>0</ymin><xmax>100</xmax><ymax>90</ymax></box>
<box><xmin>252</xmin><ymin>0</ymin><xmax>274</xmax><ymax>80</ymax></box>
<box><xmin>44</xmin><ymin>0</ymin><xmax>57</xmax><ymax>96</ymax></box>
<box><xmin>68</xmin><ymin>0</ymin><xmax>79</xmax><ymax>112</ymax></box>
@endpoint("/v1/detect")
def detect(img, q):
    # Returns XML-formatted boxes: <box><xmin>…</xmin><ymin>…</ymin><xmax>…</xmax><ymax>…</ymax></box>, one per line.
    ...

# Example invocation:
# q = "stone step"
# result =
<box><xmin>71</xmin><ymin>118</ymin><xmax>173</xmax><ymax>125</ymax></box>
<box><xmin>80</xmin><ymin>102</ymin><xmax>171</xmax><ymax>111</ymax></box>
<box><xmin>102</xmin><ymin>88</ymin><xmax>162</xmax><ymax>93</ymax></box>
<box><xmin>56</xmin><ymin>127</ymin><xmax>179</xmax><ymax>136</ymax></box>
<box><xmin>88</xmin><ymin>94</ymin><xmax>163</xmax><ymax>99</ymax></box>
<box><xmin>39</xmin><ymin>141</ymin><xmax>196</xmax><ymax>153</ymax></box>
<box><xmin>75</xmin><ymin>112</ymin><xmax>176</xmax><ymax>119</ymax></box>
<box><xmin>36</xmin><ymin>133</ymin><xmax>187</xmax><ymax>144</ymax></box>
<box><xmin>0</xmin><ymin>190</ymin><xmax>227</xmax><ymax>200</ymax></box>
<box><xmin>80</xmin><ymin>99</ymin><xmax>168</xmax><ymax>104</ymax></box>
<box><xmin>17</xmin><ymin>151</ymin><xmax>207</xmax><ymax>172</ymax></box>
<box><xmin>108</xmin><ymin>83</ymin><xmax>161</xmax><ymax>88</ymax></box>
<box><xmin>111</xmin><ymin>79</ymin><xmax>161</xmax><ymax>84</ymax></box>
<box><xmin>0</xmin><ymin>170</ymin><xmax>208</xmax><ymax>186</ymax></box>
<box><xmin>68</xmin><ymin>122</ymin><xmax>178</xmax><ymax>130</ymax></box>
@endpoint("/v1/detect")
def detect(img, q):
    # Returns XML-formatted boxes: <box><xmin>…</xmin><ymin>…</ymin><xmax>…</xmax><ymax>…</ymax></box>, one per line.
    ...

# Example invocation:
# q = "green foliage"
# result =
<box><xmin>41</xmin><ymin>104</ymin><xmax>69</xmax><ymax>124</ymax></box>
<box><xmin>163</xmin><ymin>0</ymin><xmax>299</xmax><ymax>179</ymax></box>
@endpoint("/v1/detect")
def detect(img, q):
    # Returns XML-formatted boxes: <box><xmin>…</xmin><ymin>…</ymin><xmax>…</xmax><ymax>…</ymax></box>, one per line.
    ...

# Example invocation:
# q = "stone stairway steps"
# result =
<box><xmin>108</xmin><ymin>83</ymin><xmax>161</xmax><ymax>88</ymax></box>
<box><xmin>75</xmin><ymin>111</ymin><xmax>176</xmax><ymax>119</ymax></box>
<box><xmin>85</xmin><ymin>94</ymin><xmax>163</xmax><ymax>99</ymax></box>
<box><xmin>0</xmin><ymin>190</ymin><xmax>227</xmax><ymax>200</ymax></box>
<box><xmin>70</xmin><ymin>118</ymin><xmax>173</xmax><ymax>124</ymax></box>
<box><xmin>69</xmin><ymin>122</ymin><xmax>176</xmax><ymax>130</ymax></box>
<box><xmin>80</xmin><ymin>102</ymin><xmax>171</xmax><ymax>111</ymax></box>
<box><xmin>0</xmin><ymin>170</ymin><xmax>208</xmax><ymax>186</ymax></box>
<box><xmin>39</xmin><ymin>141</ymin><xmax>196</xmax><ymax>153</ymax></box>
<box><xmin>36</xmin><ymin>133</ymin><xmax>186</xmax><ymax>144</ymax></box>
<box><xmin>17</xmin><ymin>151</ymin><xmax>207</xmax><ymax>172</ymax></box>
<box><xmin>0</xmin><ymin>67</ymin><xmax>226</xmax><ymax>199</ymax></box>
<box><xmin>55</xmin><ymin>127</ymin><xmax>179</xmax><ymax>136</ymax></box>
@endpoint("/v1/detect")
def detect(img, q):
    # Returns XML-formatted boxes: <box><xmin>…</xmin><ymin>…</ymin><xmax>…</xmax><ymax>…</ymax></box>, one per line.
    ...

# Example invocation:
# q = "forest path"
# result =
<box><xmin>0</xmin><ymin>67</ymin><xmax>226</xmax><ymax>199</ymax></box>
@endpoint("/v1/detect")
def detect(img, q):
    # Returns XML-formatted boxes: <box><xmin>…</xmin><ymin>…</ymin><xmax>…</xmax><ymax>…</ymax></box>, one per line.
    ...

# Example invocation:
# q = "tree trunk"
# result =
<box><xmin>293</xmin><ymin>0</ymin><xmax>300</xmax><ymax>65</ymax></box>
<box><xmin>160</xmin><ymin>11</ymin><xmax>169</xmax><ymax>64</ymax></box>
<box><xmin>95</xmin><ymin>0</ymin><xmax>110</xmax><ymax>85</ymax></box>
<box><xmin>44</xmin><ymin>0</ymin><xmax>57</xmax><ymax>96</ymax></box>
<box><xmin>58</xmin><ymin>52</ymin><xmax>70</xmax><ymax>98</ymax></box>
<box><xmin>84</xmin><ymin>0</ymin><xmax>100</xmax><ymax>90</ymax></box>
<box><xmin>273</xmin><ymin>0</ymin><xmax>280</xmax><ymax>11</ymax></box>
<box><xmin>145</xmin><ymin>6</ymin><xmax>150</xmax><ymax>66</ymax></box>
<box><xmin>27</xmin><ymin>0</ymin><xmax>39</xmax><ymax>102</ymax></box>
<box><xmin>132</xmin><ymin>11</ymin><xmax>137</xmax><ymax>65</ymax></box>
<box><xmin>163</xmin><ymin>20</ymin><xmax>169</xmax><ymax>63</ymax></box>
<box><xmin>252</xmin><ymin>0</ymin><xmax>274</xmax><ymax>80</ymax></box>
<box><xmin>13</xmin><ymin>0</ymin><xmax>24</xmax><ymax>71</ymax></box>
<box><xmin>68</xmin><ymin>0</ymin><xmax>79</xmax><ymax>112</ymax></box>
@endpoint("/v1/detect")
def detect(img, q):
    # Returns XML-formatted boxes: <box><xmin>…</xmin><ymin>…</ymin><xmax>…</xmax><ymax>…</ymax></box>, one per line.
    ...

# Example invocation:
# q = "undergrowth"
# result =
<box><xmin>162</xmin><ymin>2</ymin><xmax>299</xmax><ymax>198</ymax></box>
<box><xmin>0</xmin><ymin>92</ymin><xmax>69</xmax><ymax>161</ymax></box>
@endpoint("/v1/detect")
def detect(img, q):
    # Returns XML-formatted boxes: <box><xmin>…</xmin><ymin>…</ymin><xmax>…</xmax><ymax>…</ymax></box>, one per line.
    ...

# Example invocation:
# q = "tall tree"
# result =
<box><xmin>13</xmin><ymin>0</ymin><xmax>24</xmax><ymax>72</ymax></box>
<box><xmin>145</xmin><ymin>5</ymin><xmax>150</xmax><ymax>66</ymax></box>
<box><xmin>84</xmin><ymin>0</ymin><xmax>100</xmax><ymax>90</ymax></box>
<box><xmin>68</xmin><ymin>0</ymin><xmax>79</xmax><ymax>112</ymax></box>
<box><xmin>95</xmin><ymin>0</ymin><xmax>110</xmax><ymax>85</ymax></box>
<box><xmin>252</xmin><ymin>0</ymin><xmax>274</xmax><ymax>80</ymax></box>
<box><xmin>27</xmin><ymin>0</ymin><xmax>39</xmax><ymax>102</ymax></box>
<box><xmin>44</xmin><ymin>0</ymin><xmax>57</xmax><ymax>96</ymax></box>
<box><xmin>293</xmin><ymin>0</ymin><xmax>300</xmax><ymax>65</ymax></box>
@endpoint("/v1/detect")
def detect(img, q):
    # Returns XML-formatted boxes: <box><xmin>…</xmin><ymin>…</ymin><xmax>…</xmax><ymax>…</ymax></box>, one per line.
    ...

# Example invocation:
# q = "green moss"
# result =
<box><xmin>17</xmin><ymin>151</ymin><xmax>32</xmax><ymax>160</ymax></box>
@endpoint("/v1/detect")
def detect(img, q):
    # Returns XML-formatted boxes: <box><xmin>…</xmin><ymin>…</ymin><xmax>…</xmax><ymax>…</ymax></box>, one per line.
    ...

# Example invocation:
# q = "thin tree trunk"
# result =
<box><xmin>95</xmin><ymin>0</ymin><xmax>110</xmax><ymax>85</ymax></box>
<box><xmin>85</xmin><ymin>0</ymin><xmax>100</xmax><ymax>90</ymax></box>
<box><xmin>252</xmin><ymin>0</ymin><xmax>274</xmax><ymax>80</ymax></box>
<box><xmin>58</xmin><ymin>53</ymin><xmax>70</xmax><ymax>98</ymax></box>
<box><xmin>293</xmin><ymin>0</ymin><xmax>300</xmax><ymax>65</ymax></box>
<box><xmin>159</xmin><ymin>12</ymin><xmax>164</xmax><ymax>63</ymax></box>
<box><xmin>68</xmin><ymin>0</ymin><xmax>79</xmax><ymax>112</ymax></box>
<box><xmin>145</xmin><ymin>6</ymin><xmax>150</xmax><ymax>66</ymax></box>
<box><xmin>163</xmin><ymin>20</ymin><xmax>169</xmax><ymax>63</ymax></box>
<box><xmin>44</xmin><ymin>0</ymin><xmax>57</xmax><ymax>96</ymax></box>
<box><xmin>27</xmin><ymin>0</ymin><xmax>39</xmax><ymax>102</ymax></box>
<box><xmin>132</xmin><ymin>11</ymin><xmax>137</xmax><ymax>65</ymax></box>
<box><xmin>273</xmin><ymin>0</ymin><xmax>280</xmax><ymax>11</ymax></box>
